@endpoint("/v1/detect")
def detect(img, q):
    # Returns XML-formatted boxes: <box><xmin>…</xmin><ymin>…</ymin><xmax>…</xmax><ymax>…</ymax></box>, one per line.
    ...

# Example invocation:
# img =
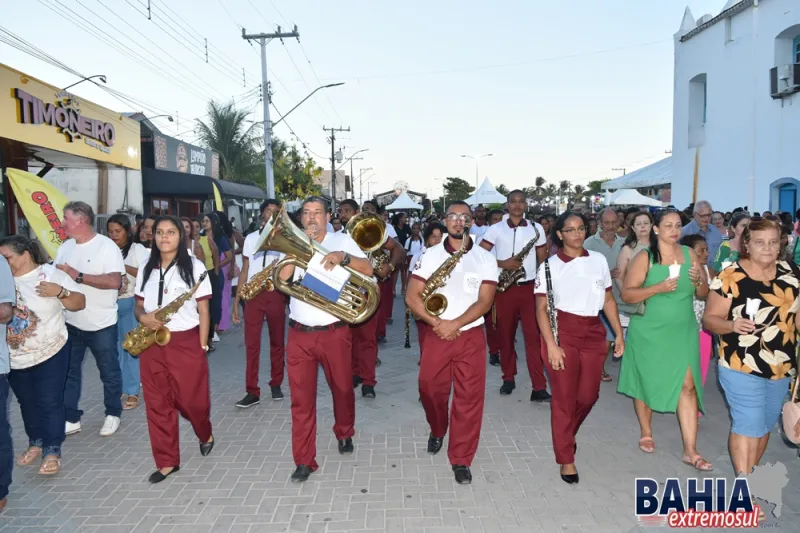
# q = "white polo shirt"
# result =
<box><xmin>134</xmin><ymin>258</ymin><xmax>212</xmax><ymax>332</ymax></box>
<box><xmin>481</xmin><ymin>218</ymin><xmax>547</xmax><ymax>282</ymax></box>
<box><xmin>411</xmin><ymin>236</ymin><xmax>498</xmax><ymax>331</ymax></box>
<box><xmin>120</xmin><ymin>242</ymin><xmax>150</xmax><ymax>300</ymax></box>
<box><xmin>534</xmin><ymin>250</ymin><xmax>611</xmax><ymax>317</ymax></box>
<box><xmin>289</xmin><ymin>231</ymin><xmax>367</xmax><ymax>326</ymax></box>
<box><xmin>242</xmin><ymin>230</ymin><xmax>283</xmax><ymax>284</ymax></box>
<box><xmin>54</xmin><ymin>234</ymin><xmax>126</xmax><ymax>331</ymax></box>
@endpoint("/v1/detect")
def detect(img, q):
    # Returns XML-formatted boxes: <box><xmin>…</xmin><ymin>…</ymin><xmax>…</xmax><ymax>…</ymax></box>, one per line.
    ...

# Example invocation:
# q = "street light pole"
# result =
<box><xmin>461</xmin><ymin>153</ymin><xmax>493</xmax><ymax>189</ymax></box>
<box><xmin>272</xmin><ymin>83</ymin><xmax>344</xmax><ymax>127</ymax></box>
<box><xmin>359</xmin><ymin>168</ymin><xmax>373</xmax><ymax>204</ymax></box>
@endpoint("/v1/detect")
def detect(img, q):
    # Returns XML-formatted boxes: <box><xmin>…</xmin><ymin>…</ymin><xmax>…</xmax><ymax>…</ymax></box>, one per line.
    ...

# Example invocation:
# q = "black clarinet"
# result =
<box><xmin>404</xmin><ymin>307</ymin><xmax>411</xmax><ymax>348</ymax></box>
<box><xmin>544</xmin><ymin>259</ymin><xmax>559</xmax><ymax>345</ymax></box>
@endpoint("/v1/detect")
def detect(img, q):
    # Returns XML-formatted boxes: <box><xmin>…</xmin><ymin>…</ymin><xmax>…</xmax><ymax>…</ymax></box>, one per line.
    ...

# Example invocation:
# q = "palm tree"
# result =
<box><xmin>196</xmin><ymin>101</ymin><xmax>262</xmax><ymax>182</ymax></box>
<box><xmin>544</xmin><ymin>184</ymin><xmax>558</xmax><ymax>207</ymax></box>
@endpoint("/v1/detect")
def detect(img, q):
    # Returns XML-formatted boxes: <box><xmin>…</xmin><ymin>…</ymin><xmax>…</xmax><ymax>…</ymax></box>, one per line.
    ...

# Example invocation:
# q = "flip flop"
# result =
<box><xmin>638</xmin><ymin>437</ymin><xmax>655</xmax><ymax>453</ymax></box>
<box><xmin>682</xmin><ymin>455</ymin><xmax>713</xmax><ymax>471</ymax></box>
<box><xmin>601</xmin><ymin>372</ymin><xmax>612</xmax><ymax>382</ymax></box>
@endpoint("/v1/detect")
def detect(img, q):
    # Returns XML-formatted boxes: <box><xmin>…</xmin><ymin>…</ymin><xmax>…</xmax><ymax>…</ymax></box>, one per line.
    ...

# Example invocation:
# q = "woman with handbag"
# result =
<box><xmin>703</xmin><ymin>218</ymin><xmax>797</xmax><ymax>483</ymax></box>
<box><xmin>534</xmin><ymin>212</ymin><xmax>624</xmax><ymax>484</ymax></box>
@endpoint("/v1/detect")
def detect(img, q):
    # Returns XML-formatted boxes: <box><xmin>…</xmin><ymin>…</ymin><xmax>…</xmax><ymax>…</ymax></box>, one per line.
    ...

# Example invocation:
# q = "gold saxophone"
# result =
<box><xmin>496</xmin><ymin>226</ymin><xmax>540</xmax><ymax>293</ymax></box>
<box><xmin>122</xmin><ymin>271</ymin><xmax>208</xmax><ymax>356</ymax></box>
<box><xmin>238</xmin><ymin>259</ymin><xmax>277</xmax><ymax>301</ymax></box>
<box><xmin>421</xmin><ymin>230</ymin><xmax>470</xmax><ymax>316</ymax></box>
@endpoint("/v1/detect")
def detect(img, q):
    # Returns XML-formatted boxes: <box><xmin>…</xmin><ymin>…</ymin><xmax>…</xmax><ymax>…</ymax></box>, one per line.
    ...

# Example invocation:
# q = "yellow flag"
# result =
<box><xmin>5</xmin><ymin>168</ymin><xmax>70</xmax><ymax>259</ymax></box>
<box><xmin>213</xmin><ymin>182</ymin><xmax>223</xmax><ymax>212</ymax></box>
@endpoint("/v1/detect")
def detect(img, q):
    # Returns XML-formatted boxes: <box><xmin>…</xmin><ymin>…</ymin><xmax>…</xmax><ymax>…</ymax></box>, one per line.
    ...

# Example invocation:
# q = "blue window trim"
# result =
<box><xmin>794</xmin><ymin>35</ymin><xmax>800</xmax><ymax>63</ymax></box>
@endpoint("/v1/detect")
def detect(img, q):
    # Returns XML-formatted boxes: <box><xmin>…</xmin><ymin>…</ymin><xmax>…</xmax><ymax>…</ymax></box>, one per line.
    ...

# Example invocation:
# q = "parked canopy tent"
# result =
<box><xmin>601</xmin><ymin>157</ymin><xmax>672</xmax><ymax>190</ymax></box>
<box><xmin>464</xmin><ymin>177</ymin><xmax>507</xmax><ymax>205</ymax></box>
<box><xmin>385</xmin><ymin>191</ymin><xmax>424</xmax><ymax>210</ymax></box>
<box><xmin>604</xmin><ymin>188</ymin><xmax>663</xmax><ymax>207</ymax></box>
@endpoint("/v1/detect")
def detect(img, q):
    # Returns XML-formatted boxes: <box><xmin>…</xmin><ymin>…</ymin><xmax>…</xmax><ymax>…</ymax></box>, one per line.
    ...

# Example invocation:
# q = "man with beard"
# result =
<box><xmin>338</xmin><ymin>199</ymin><xmax>404</xmax><ymax>396</ymax></box>
<box><xmin>406</xmin><ymin>201</ymin><xmax>497</xmax><ymax>484</ymax></box>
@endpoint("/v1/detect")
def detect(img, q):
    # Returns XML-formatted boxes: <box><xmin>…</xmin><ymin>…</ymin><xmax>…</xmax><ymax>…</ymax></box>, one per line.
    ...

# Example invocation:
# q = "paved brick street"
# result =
<box><xmin>1</xmin><ymin>293</ymin><xmax>799</xmax><ymax>533</ymax></box>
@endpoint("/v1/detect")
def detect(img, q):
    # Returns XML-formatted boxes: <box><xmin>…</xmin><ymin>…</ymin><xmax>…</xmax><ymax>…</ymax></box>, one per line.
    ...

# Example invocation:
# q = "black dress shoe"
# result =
<box><xmin>377</xmin><ymin>336</ymin><xmax>387</xmax><ymax>344</ymax></box>
<box><xmin>452</xmin><ymin>465</ymin><xmax>472</xmax><ymax>484</ymax></box>
<box><xmin>148</xmin><ymin>466</ymin><xmax>180</xmax><ymax>483</ymax></box>
<box><xmin>291</xmin><ymin>465</ymin><xmax>313</xmax><ymax>483</ymax></box>
<box><xmin>530</xmin><ymin>389</ymin><xmax>552</xmax><ymax>402</ymax></box>
<box><xmin>376</xmin><ymin>358</ymin><xmax>382</xmax><ymax>366</ymax></box>
<box><xmin>338</xmin><ymin>437</ymin><xmax>354</xmax><ymax>454</ymax></box>
<box><xmin>500</xmin><ymin>381</ymin><xmax>515</xmax><ymax>395</ymax></box>
<box><xmin>489</xmin><ymin>353</ymin><xmax>500</xmax><ymax>366</ymax></box>
<box><xmin>362</xmin><ymin>385</ymin><xmax>376</xmax><ymax>398</ymax></box>
<box><xmin>560</xmin><ymin>472</ymin><xmax>579</xmax><ymax>484</ymax></box>
<box><xmin>200</xmin><ymin>437</ymin><xmax>215</xmax><ymax>456</ymax></box>
<box><xmin>353</xmin><ymin>375</ymin><xmax>363</xmax><ymax>388</ymax></box>
<box><xmin>427</xmin><ymin>435</ymin><xmax>444</xmax><ymax>455</ymax></box>
<box><xmin>236</xmin><ymin>393</ymin><xmax>260</xmax><ymax>408</ymax></box>
<box><xmin>270</xmin><ymin>386</ymin><xmax>284</xmax><ymax>400</ymax></box>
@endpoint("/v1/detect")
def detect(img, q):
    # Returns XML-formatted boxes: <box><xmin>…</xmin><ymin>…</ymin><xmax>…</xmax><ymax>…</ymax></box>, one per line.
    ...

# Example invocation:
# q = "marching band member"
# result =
<box><xmin>338</xmin><ymin>200</ymin><xmax>403</xmax><ymax>397</ymax></box>
<box><xmin>232</xmin><ymin>199</ymin><xmax>287</xmax><ymax>407</ymax></box>
<box><xmin>483</xmin><ymin>209</ymin><xmax>503</xmax><ymax>366</ymax></box>
<box><xmin>409</xmin><ymin>223</ymin><xmax>445</xmax><ymax>362</ymax></box>
<box><xmin>134</xmin><ymin>216</ymin><xmax>215</xmax><ymax>483</ymax></box>
<box><xmin>362</xmin><ymin>201</ymin><xmax>402</xmax><ymax>344</ymax></box>
<box><xmin>407</xmin><ymin>201</ymin><xmax>497</xmax><ymax>484</ymax></box>
<box><xmin>534</xmin><ymin>212</ymin><xmax>624</xmax><ymax>484</ymax></box>
<box><xmin>278</xmin><ymin>197</ymin><xmax>372</xmax><ymax>483</ymax></box>
<box><xmin>480</xmin><ymin>190</ymin><xmax>550</xmax><ymax>400</ymax></box>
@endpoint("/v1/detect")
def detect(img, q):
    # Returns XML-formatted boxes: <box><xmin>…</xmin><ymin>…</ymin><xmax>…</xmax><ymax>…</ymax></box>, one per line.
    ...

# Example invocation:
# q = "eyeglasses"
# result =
<box><xmin>445</xmin><ymin>213</ymin><xmax>472</xmax><ymax>223</ymax></box>
<box><xmin>695</xmin><ymin>213</ymin><xmax>712</xmax><ymax>219</ymax></box>
<box><xmin>560</xmin><ymin>226</ymin><xmax>586</xmax><ymax>234</ymax></box>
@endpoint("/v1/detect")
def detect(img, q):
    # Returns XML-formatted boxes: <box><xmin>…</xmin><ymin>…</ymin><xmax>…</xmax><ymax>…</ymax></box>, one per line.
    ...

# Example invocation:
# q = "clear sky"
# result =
<box><xmin>1</xmin><ymin>0</ymin><xmax>724</xmax><ymax>199</ymax></box>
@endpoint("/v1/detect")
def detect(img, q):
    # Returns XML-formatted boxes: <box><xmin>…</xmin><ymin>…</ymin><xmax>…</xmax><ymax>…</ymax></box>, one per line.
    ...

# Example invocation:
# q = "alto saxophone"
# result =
<box><xmin>369</xmin><ymin>249</ymin><xmax>391</xmax><ymax>281</ymax></box>
<box><xmin>122</xmin><ymin>272</ymin><xmax>208</xmax><ymax>356</ymax></box>
<box><xmin>420</xmin><ymin>230</ymin><xmax>470</xmax><ymax>316</ymax></box>
<box><xmin>238</xmin><ymin>259</ymin><xmax>277</xmax><ymax>301</ymax></box>
<box><xmin>496</xmin><ymin>226</ymin><xmax>540</xmax><ymax>293</ymax></box>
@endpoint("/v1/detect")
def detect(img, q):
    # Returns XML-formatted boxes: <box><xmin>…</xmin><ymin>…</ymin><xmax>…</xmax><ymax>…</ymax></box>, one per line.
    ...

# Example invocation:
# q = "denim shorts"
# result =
<box><xmin>717</xmin><ymin>364</ymin><xmax>791</xmax><ymax>438</ymax></box>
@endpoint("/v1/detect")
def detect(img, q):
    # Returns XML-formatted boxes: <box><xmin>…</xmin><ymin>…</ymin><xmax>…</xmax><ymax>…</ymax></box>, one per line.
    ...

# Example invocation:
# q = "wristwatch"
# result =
<box><xmin>340</xmin><ymin>253</ymin><xmax>351</xmax><ymax>267</ymax></box>
<box><xmin>75</xmin><ymin>273</ymin><xmax>84</xmax><ymax>284</ymax></box>
<box><xmin>58</xmin><ymin>288</ymin><xmax>70</xmax><ymax>300</ymax></box>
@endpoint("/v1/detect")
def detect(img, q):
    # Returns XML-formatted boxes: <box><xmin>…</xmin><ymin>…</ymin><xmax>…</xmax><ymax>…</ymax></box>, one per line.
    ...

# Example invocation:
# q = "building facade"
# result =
<box><xmin>671</xmin><ymin>0</ymin><xmax>800</xmax><ymax>212</ymax></box>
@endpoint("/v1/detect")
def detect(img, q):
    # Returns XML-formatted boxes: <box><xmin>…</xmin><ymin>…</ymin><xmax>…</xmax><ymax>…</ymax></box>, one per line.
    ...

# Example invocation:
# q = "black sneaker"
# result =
<box><xmin>387</xmin><ymin>318</ymin><xmax>394</xmax><ymax>325</ymax></box>
<box><xmin>530</xmin><ymin>389</ymin><xmax>552</xmax><ymax>402</ymax></box>
<box><xmin>452</xmin><ymin>464</ymin><xmax>472</xmax><ymax>484</ymax></box>
<box><xmin>353</xmin><ymin>375</ymin><xmax>363</xmax><ymax>388</ymax></box>
<box><xmin>362</xmin><ymin>385</ymin><xmax>376</xmax><ymax>398</ymax></box>
<box><xmin>489</xmin><ymin>353</ymin><xmax>500</xmax><ymax>366</ymax></box>
<box><xmin>337</xmin><ymin>437</ymin><xmax>354</xmax><ymax>454</ymax></box>
<box><xmin>500</xmin><ymin>381</ymin><xmax>515</xmax><ymax>395</ymax></box>
<box><xmin>235</xmin><ymin>393</ymin><xmax>260</xmax><ymax>408</ymax></box>
<box><xmin>291</xmin><ymin>465</ymin><xmax>313</xmax><ymax>483</ymax></box>
<box><xmin>377</xmin><ymin>336</ymin><xmax>387</xmax><ymax>344</ymax></box>
<box><xmin>376</xmin><ymin>358</ymin><xmax>382</xmax><ymax>366</ymax></box>
<box><xmin>271</xmin><ymin>387</ymin><xmax>284</xmax><ymax>400</ymax></box>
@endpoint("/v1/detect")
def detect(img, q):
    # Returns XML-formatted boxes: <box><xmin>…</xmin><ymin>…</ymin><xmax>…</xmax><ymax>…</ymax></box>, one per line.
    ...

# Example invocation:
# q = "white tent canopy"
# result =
<box><xmin>464</xmin><ymin>177</ymin><xmax>507</xmax><ymax>205</ymax></box>
<box><xmin>604</xmin><ymin>188</ymin><xmax>663</xmax><ymax>207</ymax></box>
<box><xmin>385</xmin><ymin>192</ymin><xmax>423</xmax><ymax>210</ymax></box>
<box><xmin>601</xmin><ymin>157</ymin><xmax>672</xmax><ymax>190</ymax></box>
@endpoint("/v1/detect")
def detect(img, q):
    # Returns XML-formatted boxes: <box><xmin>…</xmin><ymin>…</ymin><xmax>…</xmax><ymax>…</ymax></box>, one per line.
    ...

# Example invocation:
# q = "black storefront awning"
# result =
<box><xmin>213</xmin><ymin>179</ymin><xmax>266</xmax><ymax>200</ymax></box>
<box><xmin>142</xmin><ymin>167</ymin><xmax>214</xmax><ymax>196</ymax></box>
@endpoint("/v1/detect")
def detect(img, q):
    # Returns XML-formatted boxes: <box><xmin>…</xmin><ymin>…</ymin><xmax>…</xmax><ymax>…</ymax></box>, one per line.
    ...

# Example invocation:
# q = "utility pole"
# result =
<box><xmin>242</xmin><ymin>25</ymin><xmax>299</xmax><ymax>199</ymax></box>
<box><xmin>323</xmin><ymin>126</ymin><xmax>349</xmax><ymax>213</ymax></box>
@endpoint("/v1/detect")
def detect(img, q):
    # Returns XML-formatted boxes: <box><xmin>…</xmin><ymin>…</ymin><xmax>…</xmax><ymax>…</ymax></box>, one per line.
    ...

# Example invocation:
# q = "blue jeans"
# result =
<box><xmin>718</xmin><ymin>364</ymin><xmax>790</xmax><ymax>438</ymax></box>
<box><xmin>9</xmin><ymin>342</ymin><xmax>69</xmax><ymax>458</ymax></box>
<box><xmin>0</xmin><ymin>374</ymin><xmax>12</xmax><ymax>501</ymax></box>
<box><xmin>116</xmin><ymin>298</ymin><xmax>140</xmax><ymax>396</ymax></box>
<box><xmin>64</xmin><ymin>324</ymin><xmax>123</xmax><ymax>422</ymax></box>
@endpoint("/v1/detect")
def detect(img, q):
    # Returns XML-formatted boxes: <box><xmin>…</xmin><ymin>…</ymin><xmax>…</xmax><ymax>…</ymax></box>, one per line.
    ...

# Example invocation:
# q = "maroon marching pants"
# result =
<box><xmin>351</xmin><ymin>309</ymin><xmax>380</xmax><ymax>386</ymax></box>
<box><xmin>140</xmin><ymin>328</ymin><xmax>212</xmax><ymax>469</ymax></box>
<box><xmin>376</xmin><ymin>278</ymin><xmax>393</xmax><ymax>338</ymax></box>
<box><xmin>244</xmin><ymin>290</ymin><xmax>287</xmax><ymax>396</ymax></box>
<box><xmin>419</xmin><ymin>326</ymin><xmax>486</xmax><ymax>466</ymax></box>
<box><xmin>287</xmin><ymin>325</ymin><xmax>355</xmax><ymax>470</ymax></box>
<box><xmin>496</xmin><ymin>283</ymin><xmax>546</xmax><ymax>389</ymax></box>
<box><xmin>543</xmin><ymin>311</ymin><xmax>606</xmax><ymax>465</ymax></box>
<box><xmin>483</xmin><ymin>307</ymin><xmax>500</xmax><ymax>355</ymax></box>
<box><xmin>415</xmin><ymin>320</ymin><xmax>428</xmax><ymax>361</ymax></box>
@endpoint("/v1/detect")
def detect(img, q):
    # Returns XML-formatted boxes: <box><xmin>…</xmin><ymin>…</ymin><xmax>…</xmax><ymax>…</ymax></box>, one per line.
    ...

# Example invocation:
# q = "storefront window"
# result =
<box><xmin>151</xmin><ymin>198</ymin><xmax>170</xmax><ymax>216</ymax></box>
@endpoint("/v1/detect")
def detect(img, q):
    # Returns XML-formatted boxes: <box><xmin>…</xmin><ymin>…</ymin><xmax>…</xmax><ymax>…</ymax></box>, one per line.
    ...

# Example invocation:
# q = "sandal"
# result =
<box><xmin>638</xmin><ymin>437</ymin><xmax>655</xmax><ymax>453</ymax></box>
<box><xmin>682</xmin><ymin>455</ymin><xmax>713</xmax><ymax>471</ymax></box>
<box><xmin>39</xmin><ymin>455</ymin><xmax>61</xmax><ymax>476</ymax></box>
<box><xmin>601</xmin><ymin>371</ymin><xmax>612</xmax><ymax>382</ymax></box>
<box><xmin>124</xmin><ymin>395</ymin><xmax>139</xmax><ymax>410</ymax></box>
<box><xmin>17</xmin><ymin>447</ymin><xmax>42</xmax><ymax>466</ymax></box>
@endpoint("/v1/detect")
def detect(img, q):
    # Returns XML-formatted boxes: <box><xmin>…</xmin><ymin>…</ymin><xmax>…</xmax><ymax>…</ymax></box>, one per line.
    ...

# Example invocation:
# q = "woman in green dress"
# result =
<box><xmin>617</xmin><ymin>209</ymin><xmax>712</xmax><ymax>471</ymax></box>
<box><xmin>712</xmin><ymin>212</ymin><xmax>750</xmax><ymax>273</ymax></box>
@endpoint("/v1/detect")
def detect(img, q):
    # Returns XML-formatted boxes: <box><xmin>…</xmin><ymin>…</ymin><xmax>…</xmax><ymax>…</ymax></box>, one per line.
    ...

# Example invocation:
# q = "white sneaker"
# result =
<box><xmin>99</xmin><ymin>416</ymin><xmax>121</xmax><ymax>437</ymax></box>
<box><xmin>65</xmin><ymin>421</ymin><xmax>81</xmax><ymax>435</ymax></box>
<box><xmin>212</xmin><ymin>332</ymin><xmax>220</xmax><ymax>342</ymax></box>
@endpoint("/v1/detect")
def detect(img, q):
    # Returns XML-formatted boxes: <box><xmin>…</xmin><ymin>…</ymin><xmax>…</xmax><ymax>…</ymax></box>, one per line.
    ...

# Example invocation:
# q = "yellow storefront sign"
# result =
<box><xmin>6</xmin><ymin>168</ymin><xmax>70</xmax><ymax>259</ymax></box>
<box><xmin>0</xmin><ymin>64</ymin><xmax>141</xmax><ymax>170</ymax></box>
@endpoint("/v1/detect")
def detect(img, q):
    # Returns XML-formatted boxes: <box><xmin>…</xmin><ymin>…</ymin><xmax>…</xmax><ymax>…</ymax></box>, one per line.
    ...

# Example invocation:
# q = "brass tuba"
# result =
<box><xmin>259</xmin><ymin>207</ymin><xmax>379</xmax><ymax>324</ymax></box>
<box><xmin>344</xmin><ymin>212</ymin><xmax>390</xmax><ymax>281</ymax></box>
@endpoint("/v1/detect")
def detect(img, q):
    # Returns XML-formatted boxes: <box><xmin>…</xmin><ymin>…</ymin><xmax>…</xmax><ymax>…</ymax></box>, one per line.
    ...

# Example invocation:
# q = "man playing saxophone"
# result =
<box><xmin>406</xmin><ymin>201</ymin><xmax>497</xmax><ymax>485</ymax></box>
<box><xmin>231</xmin><ymin>199</ymin><xmax>287</xmax><ymax>408</ymax></box>
<box><xmin>480</xmin><ymin>190</ymin><xmax>550</xmax><ymax>401</ymax></box>
<box><xmin>277</xmin><ymin>197</ymin><xmax>373</xmax><ymax>483</ymax></box>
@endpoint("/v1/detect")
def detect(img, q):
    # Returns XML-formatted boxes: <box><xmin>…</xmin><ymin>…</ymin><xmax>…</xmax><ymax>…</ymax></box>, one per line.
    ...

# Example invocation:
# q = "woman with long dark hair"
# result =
<box><xmin>200</xmin><ymin>213</ymin><xmax>224</xmax><ymax>349</ymax></box>
<box><xmin>615</xmin><ymin>211</ymin><xmax>653</xmax><ymax>317</ymax></box>
<box><xmin>107</xmin><ymin>214</ymin><xmax>149</xmax><ymax>409</ymax></box>
<box><xmin>134</xmin><ymin>216</ymin><xmax>214</xmax><ymax>483</ymax></box>
<box><xmin>180</xmin><ymin>217</ymin><xmax>204</xmax><ymax>262</ymax></box>
<box><xmin>534</xmin><ymin>212</ymin><xmax>624</xmax><ymax>484</ymax></box>
<box><xmin>618</xmin><ymin>209</ymin><xmax>711</xmax><ymax>471</ymax></box>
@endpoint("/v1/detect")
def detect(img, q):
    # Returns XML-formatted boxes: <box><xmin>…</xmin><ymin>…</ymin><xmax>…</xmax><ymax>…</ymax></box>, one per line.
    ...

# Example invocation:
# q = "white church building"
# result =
<box><xmin>670</xmin><ymin>0</ymin><xmax>800</xmax><ymax>213</ymax></box>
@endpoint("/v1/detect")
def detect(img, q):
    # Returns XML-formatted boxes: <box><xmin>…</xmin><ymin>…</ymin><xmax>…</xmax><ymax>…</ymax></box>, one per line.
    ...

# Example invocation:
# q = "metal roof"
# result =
<box><xmin>601</xmin><ymin>157</ymin><xmax>672</xmax><ymax>190</ymax></box>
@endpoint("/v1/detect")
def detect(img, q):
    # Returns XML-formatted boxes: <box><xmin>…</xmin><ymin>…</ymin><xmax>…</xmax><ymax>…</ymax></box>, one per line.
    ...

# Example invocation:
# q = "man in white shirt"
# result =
<box><xmin>482</xmin><ymin>209</ymin><xmax>504</xmax><ymax>365</ymax></box>
<box><xmin>232</xmin><ymin>199</ymin><xmax>287</xmax><ymax>408</ymax></box>
<box><xmin>480</xmin><ymin>190</ymin><xmax>550</xmax><ymax>401</ymax></box>
<box><xmin>54</xmin><ymin>202</ymin><xmax>126</xmax><ymax>437</ymax></box>
<box><xmin>363</xmin><ymin>201</ymin><xmax>400</xmax><ymax>343</ymax></box>
<box><xmin>469</xmin><ymin>205</ymin><xmax>490</xmax><ymax>241</ymax></box>
<box><xmin>407</xmin><ymin>201</ymin><xmax>498</xmax><ymax>484</ymax></box>
<box><xmin>278</xmin><ymin>197</ymin><xmax>373</xmax><ymax>483</ymax></box>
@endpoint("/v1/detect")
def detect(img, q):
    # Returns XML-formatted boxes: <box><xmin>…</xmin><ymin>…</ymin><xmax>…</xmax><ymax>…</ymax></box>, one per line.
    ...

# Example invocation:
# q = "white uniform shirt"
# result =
<box><xmin>54</xmin><ymin>234</ymin><xmax>126</xmax><ymax>331</ymax></box>
<box><xmin>134</xmin><ymin>258</ymin><xmax>213</xmax><ymax>332</ymax></box>
<box><xmin>120</xmin><ymin>243</ymin><xmax>150</xmax><ymax>299</ymax></box>
<box><xmin>242</xmin><ymin>230</ymin><xmax>284</xmax><ymax>284</ymax></box>
<box><xmin>411</xmin><ymin>236</ymin><xmax>498</xmax><ymax>331</ymax></box>
<box><xmin>534</xmin><ymin>250</ymin><xmax>611</xmax><ymax>317</ymax></box>
<box><xmin>482</xmin><ymin>218</ymin><xmax>547</xmax><ymax>283</ymax></box>
<box><xmin>470</xmin><ymin>222</ymin><xmax>489</xmax><ymax>243</ymax></box>
<box><xmin>386</xmin><ymin>224</ymin><xmax>398</xmax><ymax>240</ymax></box>
<box><xmin>405</xmin><ymin>236</ymin><xmax>424</xmax><ymax>257</ymax></box>
<box><xmin>7</xmin><ymin>265</ymin><xmax>83</xmax><ymax>369</ymax></box>
<box><xmin>289</xmin><ymin>231</ymin><xmax>367</xmax><ymax>327</ymax></box>
<box><xmin>410</xmin><ymin>246</ymin><xmax>426</xmax><ymax>271</ymax></box>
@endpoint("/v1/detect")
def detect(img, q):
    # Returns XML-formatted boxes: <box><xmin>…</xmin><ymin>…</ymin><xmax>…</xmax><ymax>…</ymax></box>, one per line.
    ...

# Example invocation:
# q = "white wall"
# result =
<box><xmin>671</xmin><ymin>0</ymin><xmax>800</xmax><ymax>212</ymax></box>
<box><xmin>30</xmin><ymin>165</ymin><xmax>143</xmax><ymax>215</ymax></box>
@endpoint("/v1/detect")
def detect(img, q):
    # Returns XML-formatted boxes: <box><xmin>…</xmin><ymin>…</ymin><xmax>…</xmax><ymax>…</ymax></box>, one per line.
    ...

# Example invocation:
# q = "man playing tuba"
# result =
<box><xmin>277</xmin><ymin>197</ymin><xmax>373</xmax><ymax>483</ymax></box>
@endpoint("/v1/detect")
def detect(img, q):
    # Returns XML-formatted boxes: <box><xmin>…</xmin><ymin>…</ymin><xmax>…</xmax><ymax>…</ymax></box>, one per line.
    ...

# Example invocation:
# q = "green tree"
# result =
<box><xmin>496</xmin><ymin>183</ymin><xmax>510</xmax><ymax>196</ymax></box>
<box><xmin>586</xmin><ymin>179</ymin><xmax>609</xmax><ymax>196</ymax></box>
<box><xmin>443</xmin><ymin>177</ymin><xmax>474</xmax><ymax>202</ymax></box>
